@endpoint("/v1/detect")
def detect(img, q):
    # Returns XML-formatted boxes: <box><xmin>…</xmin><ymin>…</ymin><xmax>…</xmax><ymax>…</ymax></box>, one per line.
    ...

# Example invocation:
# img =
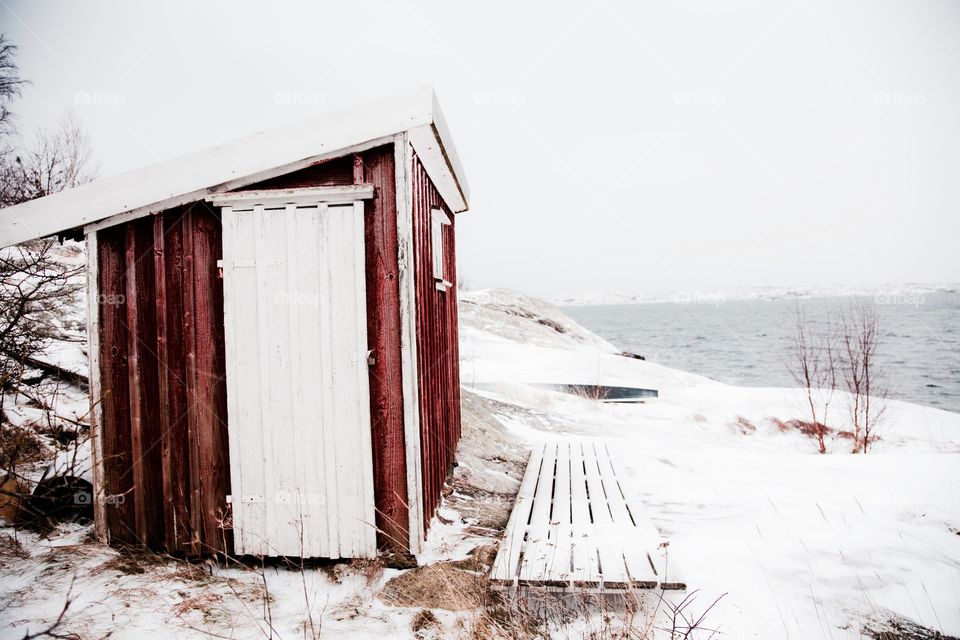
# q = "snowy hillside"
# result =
<box><xmin>1</xmin><ymin>286</ymin><xmax>958</xmax><ymax>639</ymax></box>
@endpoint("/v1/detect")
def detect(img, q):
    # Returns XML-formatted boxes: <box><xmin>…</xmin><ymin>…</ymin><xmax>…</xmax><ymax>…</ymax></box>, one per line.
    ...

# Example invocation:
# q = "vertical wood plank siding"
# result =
<box><xmin>410</xmin><ymin>150</ymin><xmax>463</xmax><ymax>532</ymax></box>
<box><xmin>97</xmin><ymin>205</ymin><xmax>230</xmax><ymax>555</ymax></box>
<box><xmin>355</xmin><ymin>150</ymin><xmax>411</xmax><ymax>551</ymax></box>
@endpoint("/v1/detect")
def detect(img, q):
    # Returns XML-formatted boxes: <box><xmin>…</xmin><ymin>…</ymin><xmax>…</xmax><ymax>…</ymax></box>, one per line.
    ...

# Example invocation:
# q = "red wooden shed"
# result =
<box><xmin>0</xmin><ymin>87</ymin><xmax>469</xmax><ymax>559</ymax></box>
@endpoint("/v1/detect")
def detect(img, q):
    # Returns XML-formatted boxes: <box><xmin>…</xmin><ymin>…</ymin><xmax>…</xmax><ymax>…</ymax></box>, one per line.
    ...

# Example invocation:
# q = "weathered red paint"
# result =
<box><xmin>410</xmin><ymin>150</ymin><xmax>463</xmax><ymax>532</ymax></box>
<box><xmin>98</xmin><ymin>206</ymin><xmax>230</xmax><ymax>554</ymax></box>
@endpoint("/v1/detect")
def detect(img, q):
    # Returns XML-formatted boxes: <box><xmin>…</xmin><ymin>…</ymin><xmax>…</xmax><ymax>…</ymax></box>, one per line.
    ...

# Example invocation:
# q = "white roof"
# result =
<box><xmin>0</xmin><ymin>86</ymin><xmax>469</xmax><ymax>247</ymax></box>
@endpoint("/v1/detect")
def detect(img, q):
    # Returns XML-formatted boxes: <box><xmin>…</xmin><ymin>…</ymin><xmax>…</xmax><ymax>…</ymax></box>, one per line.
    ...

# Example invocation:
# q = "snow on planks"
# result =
<box><xmin>490</xmin><ymin>442</ymin><xmax>685</xmax><ymax>591</ymax></box>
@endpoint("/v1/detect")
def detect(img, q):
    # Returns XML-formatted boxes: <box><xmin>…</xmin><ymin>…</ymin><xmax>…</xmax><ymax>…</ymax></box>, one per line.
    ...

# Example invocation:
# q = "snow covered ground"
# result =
<box><xmin>2</xmin><ymin>285</ymin><xmax>958</xmax><ymax>639</ymax></box>
<box><xmin>460</xmin><ymin>288</ymin><xmax>960</xmax><ymax>638</ymax></box>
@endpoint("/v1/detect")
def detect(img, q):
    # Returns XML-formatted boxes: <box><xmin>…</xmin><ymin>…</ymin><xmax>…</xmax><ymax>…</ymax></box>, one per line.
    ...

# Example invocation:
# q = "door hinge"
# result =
<box><xmin>367</xmin><ymin>350</ymin><xmax>376</xmax><ymax>366</ymax></box>
<box><xmin>216</xmin><ymin>259</ymin><xmax>224</xmax><ymax>279</ymax></box>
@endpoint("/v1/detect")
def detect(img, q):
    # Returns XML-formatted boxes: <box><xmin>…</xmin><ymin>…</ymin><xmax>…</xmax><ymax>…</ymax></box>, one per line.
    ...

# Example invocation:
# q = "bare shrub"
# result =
<box><xmin>655</xmin><ymin>589</ymin><xmax>727</xmax><ymax>639</ymax></box>
<box><xmin>787</xmin><ymin>305</ymin><xmax>837</xmax><ymax>453</ymax></box>
<box><xmin>0</xmin><ymin>34</ymin><xmax>27</xmax><ymax>135</ymax></box>
<box><xmin>411</xmin><ymin>608</ymin><xmax>440</xmax><ymax>635</ymax></box>
<box><xmin>0</xmin><ymin>240</ymin><xmax>84</xmax><ymax>410</ymax></box>
<box><xmin>838</xmin><ymin>301</ymin><xmax>887</xmax><ymax>453</ymax></box>
<box><xmin>0</xmin><ymin>110</ymin><xmax>96</xmax><ymax>208</ymax></box>
<box><xmin>0</xmin><ymin>33</ymin><xmax>95</xmax><ymax>429</ymax></box>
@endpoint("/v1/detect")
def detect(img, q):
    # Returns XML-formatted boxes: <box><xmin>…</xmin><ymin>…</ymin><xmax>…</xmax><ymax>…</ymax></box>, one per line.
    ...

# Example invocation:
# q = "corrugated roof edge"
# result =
<box><xmin>0</xmin><ymin>85</ymin><xmax>469</xmax><ymax>247</ymax></box>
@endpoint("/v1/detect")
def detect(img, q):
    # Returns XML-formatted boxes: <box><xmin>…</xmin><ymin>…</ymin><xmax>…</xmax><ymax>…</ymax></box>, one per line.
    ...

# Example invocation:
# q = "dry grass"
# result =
<box><xmin>770</xmin><ymin>417</ymin><xmax>865</xmax><ymax>444</ymax></box>
<box><xmin>380</xmin><ymin>562</ymin><xmax>485</xmax><ymax>610</ymax></box>
<box><xmin>411</xmin><ymin>608</ymin><xmax>440</xmax><ymax>635</ymax></box>
<box><xmin>92</xmin><ymin>548</ymin><xmax>168</xmax><ymax>576</ymax></box>
<box><xmin>0</xmin><ymin>423</ymin><xmax>46</xmax><ymax>468</ymax></box>
<box><xmin>731</xmin><ymin>415</ymin><xmax>757</xmax><ymax>435</ymax></box>
<box><xmin>448</xmin><ymin>544</ymin><xmax>497</xmax><ymax>573</ymax></box>
<box><xmin>171</xmin><ymin>591</ymin><xmax>224</xmax><ymax>618</ymax></box>
<box><xmin>0</xmin><ymin>531</ymin><xmax>28</xmax><ymax>558</ymax></box>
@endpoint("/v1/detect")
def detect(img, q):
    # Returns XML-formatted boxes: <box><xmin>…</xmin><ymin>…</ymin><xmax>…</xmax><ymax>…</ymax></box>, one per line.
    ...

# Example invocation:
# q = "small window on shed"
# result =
<box><xmin>431</xmin><ymin>208</ymin><xmax>452</xmax><ymax>290</ymax></box>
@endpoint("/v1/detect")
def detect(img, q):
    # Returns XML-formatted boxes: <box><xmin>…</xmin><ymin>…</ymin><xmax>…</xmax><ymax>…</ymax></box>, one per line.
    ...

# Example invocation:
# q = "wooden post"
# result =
<box><xmin>85</xmin><ymin>229</ymin><xmax>108</xmax><ymax>543</ymax></box>
<box><xmin>353</xmin><ymin>153</ymin><xmax>364</xmax><ymax>185</ymax></box>
<box><xmin>396</xmin><ymin>134</ymin><xmax>425</xmax><ymax>553</ymax></box>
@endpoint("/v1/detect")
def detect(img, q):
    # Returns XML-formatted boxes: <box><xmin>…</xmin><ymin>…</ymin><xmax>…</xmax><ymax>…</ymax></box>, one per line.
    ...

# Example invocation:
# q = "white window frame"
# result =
<box><xmin>431</xmin><ymin>208</ymin><xmax>452</xmax><ymax>291</ymax></box>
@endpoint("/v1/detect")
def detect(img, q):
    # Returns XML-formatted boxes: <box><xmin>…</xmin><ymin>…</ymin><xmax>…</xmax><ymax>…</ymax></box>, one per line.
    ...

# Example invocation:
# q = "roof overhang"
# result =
<box><xmin>0</xmin><ymin>86</ymin><xmax>470</xmax><ymax>247</ymax></box>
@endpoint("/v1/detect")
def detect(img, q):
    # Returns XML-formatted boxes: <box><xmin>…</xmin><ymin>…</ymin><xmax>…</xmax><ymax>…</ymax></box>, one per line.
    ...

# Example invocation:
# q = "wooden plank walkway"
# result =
<box><xmin>490</xmin><ymin>442</ymin><xmax>685</xmax><ymax>591</ymax></box>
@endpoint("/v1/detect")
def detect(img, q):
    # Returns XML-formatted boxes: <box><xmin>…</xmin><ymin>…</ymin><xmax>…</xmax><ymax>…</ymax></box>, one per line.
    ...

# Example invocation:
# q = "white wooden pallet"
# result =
<box><xmin>490</xmin><ymin>442</ymin><xmax>685</xmax><ymax>591</ymax></box>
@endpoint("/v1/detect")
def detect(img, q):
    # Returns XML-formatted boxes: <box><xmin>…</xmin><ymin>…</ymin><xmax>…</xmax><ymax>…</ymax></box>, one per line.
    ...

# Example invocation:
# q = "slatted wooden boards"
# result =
<box><xmin>491</xmin><ymin>441</ymin><xmax>685</xmax><ymax>591</ymax></box>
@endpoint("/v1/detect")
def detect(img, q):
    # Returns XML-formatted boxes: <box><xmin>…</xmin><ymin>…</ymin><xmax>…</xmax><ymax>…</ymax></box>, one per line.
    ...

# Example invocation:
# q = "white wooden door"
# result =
<box><xmin>221</xmin><ymin>201</ymin><xmax>377</xmax><ymax>558</ymax></box>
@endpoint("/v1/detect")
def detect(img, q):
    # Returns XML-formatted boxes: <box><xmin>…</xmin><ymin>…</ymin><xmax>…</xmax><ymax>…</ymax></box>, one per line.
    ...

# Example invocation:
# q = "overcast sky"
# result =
<box><xmin>3</xmin><ymin>0</ymin><xmax>959</xmax><ymax>298</ymax></box>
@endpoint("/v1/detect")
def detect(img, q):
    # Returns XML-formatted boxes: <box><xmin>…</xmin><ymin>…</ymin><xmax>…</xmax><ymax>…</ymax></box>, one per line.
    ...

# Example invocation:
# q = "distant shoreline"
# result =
<box><xmin>552</xmin><ymin>283</ymin><xmax>959</xmax><ymax>307</ymax></box>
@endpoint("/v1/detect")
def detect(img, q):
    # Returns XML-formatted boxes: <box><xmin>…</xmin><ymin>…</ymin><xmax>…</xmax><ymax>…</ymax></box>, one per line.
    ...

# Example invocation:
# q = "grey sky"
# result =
<box><xmin>3</xmin><ymin>0</ymin><xmax>959</xmax><ymax>298</ymax></box>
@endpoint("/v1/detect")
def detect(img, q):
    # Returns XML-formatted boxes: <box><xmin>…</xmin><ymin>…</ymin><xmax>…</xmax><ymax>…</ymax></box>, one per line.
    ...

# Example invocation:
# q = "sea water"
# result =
<box><xmin>563</xmin><ymin>293</ymin><xmax>960</xmax><ymax>413</ymax></box>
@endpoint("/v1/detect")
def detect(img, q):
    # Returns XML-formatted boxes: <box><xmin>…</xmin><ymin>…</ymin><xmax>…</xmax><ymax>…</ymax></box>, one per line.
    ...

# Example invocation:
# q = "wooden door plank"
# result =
<box><xmin>329</xmin><ymin>205</ymin><xmax>361</xmax><ymax>556</ymax></box>
<box><xmin>283</xmin><ymin>204</ymin><xmax>311</xmax><ymax>556</ymax></box>
<box><xmin>249</xmin><ymin>205</ymin><xmax>277</xmax><ymax>556</ymax></box>
<box><xmin>350</xmin><ymin>201</ymin><xmax>378</xmax><ymax>558</ymax></box>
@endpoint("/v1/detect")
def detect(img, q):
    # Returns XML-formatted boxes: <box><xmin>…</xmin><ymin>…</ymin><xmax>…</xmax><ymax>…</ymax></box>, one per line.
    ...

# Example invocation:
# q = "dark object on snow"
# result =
<box><xmin>381</xmin><ymin>551</ymin><xmax>419</xmax><ymax>569</ymax></box>
<box><xmin>22</xmin><ymin>474</ymin><xmax>94</xmax><ymax>528</ymax></box>
<box><xmin>618</xmin><ymin>351</ymin><xmax>646</xmax><ymax>361</ymax></box>
<box><xmin>20</xmin><ymin>355</ymin><xmax>89</xmax><ymax>391</ymax></box>
<box><xmin>0</xmin><ymin>474</ymin><xmax>25</xmax><ymax>524</ymax></box>
<box><xmin>537</xmin><ymin>383</ymin><xmax>658</xmax><ymax>403</ymax></box>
